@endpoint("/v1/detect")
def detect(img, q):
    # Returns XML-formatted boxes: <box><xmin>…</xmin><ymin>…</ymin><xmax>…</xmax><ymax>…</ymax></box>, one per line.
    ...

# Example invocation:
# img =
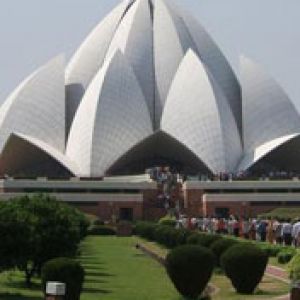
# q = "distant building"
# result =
<box><xmin>2</xmin><ymin>176</ymin><xmax>300</xmax><ymax>220</ymax></box>
<box><xmin>1</xmin><ymin>0</ymin><xmax>300</xmax><ymax>219</ymax></box>
<box><xmin>1</xmin><ymin>0</ymin><xmax>300</xmax><ymax>177</ymax></box>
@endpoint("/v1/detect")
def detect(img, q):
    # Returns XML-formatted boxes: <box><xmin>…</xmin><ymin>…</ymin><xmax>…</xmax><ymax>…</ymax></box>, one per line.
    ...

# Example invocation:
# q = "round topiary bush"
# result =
<box><xmin>210</xmin><ymin>238</ymin><xmax>239</xmax><ymax>267</ymax></box>
<box><xmin>221</xmin><ymin>244</ymin><xmax>268</xmax><ymax>294</ymax></box>
<box><xmin>41</xmin><ymin>257</ymin><xmax>85</xmax><ymax>300</ymax></box>
<box><xmin>289</xmin><ymin>253</ymin><xmax>300</xmax><ymax>284</ymax></box>
<box><xmin>187</xmin><ymin>233</ymin><xmax>222</xmax><ymax>248</ymax></box>
<box><xmin>165</xmin><ymin>245</ymin><xmax>214</xmax><ymax>299</ymax></box>
<box><xmin>277</xmin><ymin>248</ymin><xmax>296</xmax><ymax>264</ymax></box>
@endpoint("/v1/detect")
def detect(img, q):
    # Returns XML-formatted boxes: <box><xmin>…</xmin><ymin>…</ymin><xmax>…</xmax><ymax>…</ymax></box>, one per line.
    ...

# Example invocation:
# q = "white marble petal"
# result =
<box><xmin>0</xmin><ymin>56</ymin><xmax>66</xmax><ymax>153</ymax></box>
<box><xmin>66</xmin><ymin>50</ymin><xmax>153</xmax><ymax>177</ymax></box>
<box><xmin>162</xmin><ymin>50</ymin><xmax>242</xmax><ymax>173</ymax></box>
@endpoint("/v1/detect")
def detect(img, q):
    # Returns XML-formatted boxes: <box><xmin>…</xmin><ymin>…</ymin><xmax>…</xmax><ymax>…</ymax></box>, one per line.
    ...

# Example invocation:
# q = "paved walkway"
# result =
<box><xmin>265</xmin><ymin>265</ymin><xmax>290</xmax><ymax>300</ymax></box>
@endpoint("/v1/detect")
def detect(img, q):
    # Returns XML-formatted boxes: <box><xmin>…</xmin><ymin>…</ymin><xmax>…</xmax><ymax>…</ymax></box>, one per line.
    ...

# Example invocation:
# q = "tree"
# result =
<box><xmin>0</xmin><ymin>194</ymin><xmax>89</xmax><ymax>286</ymax></box>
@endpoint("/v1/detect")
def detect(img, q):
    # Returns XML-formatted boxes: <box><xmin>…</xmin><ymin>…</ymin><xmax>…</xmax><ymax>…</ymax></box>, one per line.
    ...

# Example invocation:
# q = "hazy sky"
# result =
<box><xmin>0</xmin><ymin>0</ymin><xmax>300</xmax><ymax>110</ymax></box>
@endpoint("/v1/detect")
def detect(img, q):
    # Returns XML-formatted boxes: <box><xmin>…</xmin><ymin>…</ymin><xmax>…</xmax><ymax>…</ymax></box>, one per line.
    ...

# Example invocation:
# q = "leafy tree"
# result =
<box><xmin>0</xmin><ymin>193</ymin><xmax>89</xmax><ymax>286</ymax></box>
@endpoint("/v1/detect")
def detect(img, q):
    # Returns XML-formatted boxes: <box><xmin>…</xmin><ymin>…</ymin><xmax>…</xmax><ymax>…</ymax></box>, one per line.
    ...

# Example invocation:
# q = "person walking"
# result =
<box><xmin>273</xmin><ymin>219</ymin><xmax>283</xmax><ymax>245</ymax></box>
<box><xmin>267</xmin><ymin>219</ymin><xmax>275</xmax><ymax>244</ymax></box>
<box><xmin>242</xmin><ymin>218</ymin><xmax>250</xmax><ymax>239</ymax></box>
<box><xmin>292</xmin><ymin>219</ymin><xmax>300</xmax><ymax>247</ymax></box>
<box><xmin>249</xmin><ymin>218</ymin><xmax>257</xmax><ymax>240</ymax></box>
<box><xmin>233</xmin><ymin>217</ymin><xmax>240</xmax><ymax>237</ymax></box>
<box><xmin>281</xmin><ymin>219</ymin><xmax>293</xmax><ymax>246</ymax></box>
<box><xmin>228</xmin><ymin>217</ymin><xmax>234</xmax><ymax>236</ymax></box>
<box><xmin>257</xmin><ymin>219</ymin><xmax>267</xmax><ymax>242</ymax></box>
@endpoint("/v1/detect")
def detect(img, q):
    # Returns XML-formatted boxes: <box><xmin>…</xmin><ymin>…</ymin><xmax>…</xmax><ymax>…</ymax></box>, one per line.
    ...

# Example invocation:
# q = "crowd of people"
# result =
<box><xmin>177</xmin><ymin>216</ymin><xmax>300</xmax><ymax>247</ymax></box>
<box><xmin>146</xmin><ymin>165</ymin><xmax>300</xmax><ymax>183</ymax></box>
<box><xmin>188</xmin><ymin>170</ymin><xmax>300</xmax><ymax>182</ymax></box>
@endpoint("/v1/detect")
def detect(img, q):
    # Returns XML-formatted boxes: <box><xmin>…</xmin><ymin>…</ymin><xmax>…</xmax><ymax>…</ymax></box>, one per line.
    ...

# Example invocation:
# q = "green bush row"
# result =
<box><xmin>165</xmin><ymin>242</ymin><xmax>268</xmax><ymax>297</ymax></box>
<box><xmin>135</xmin><ymin>222</ymin><xmax>298</xmax><ymax>266</ymax></box>
<box><xmin>135</xmin><ymin>222</ymin><xmax>192</xmax><ymax>248</ymax></box>
<box><xmin>135</xmin><ymin>222</ymin><xmax>270</xmax><ymax>296</ymax></box>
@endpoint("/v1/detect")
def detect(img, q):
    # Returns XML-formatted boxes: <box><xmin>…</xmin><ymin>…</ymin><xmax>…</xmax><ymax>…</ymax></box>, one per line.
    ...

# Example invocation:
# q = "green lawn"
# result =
<box><xmin>137</xmin><ymin>237</ymin><xmax>290</xmax><ymax>300</ymax></box>
<box><xmin>0</xmin><ymin>271</ymin><xmax>41</xmax><ymax>300</ymax></box>
<box><xmin>80</xmin><ymin>236</ymin><xmax>180</xmax><ymax>300</ymax></box>
<box><xmin>0</xmin><ymin>236</ymin><xmax>180</xmax><ymax>300</ymax></box>
<box><xmin>211</xmin><ymin>273</ymin><xmax>289</xmax><ymax>300</ymax></box>
<box><xmin>0</xmin><ymin>236</ymin><xmax>290</xmax><ymax>300</ymax></box>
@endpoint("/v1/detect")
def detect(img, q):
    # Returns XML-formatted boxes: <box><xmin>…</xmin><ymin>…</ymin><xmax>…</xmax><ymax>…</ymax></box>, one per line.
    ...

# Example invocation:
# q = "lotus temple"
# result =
<box><xmin>0</xmin><ymin>0</ymin><xmax>300</xmax><ymax>220</ymax></box>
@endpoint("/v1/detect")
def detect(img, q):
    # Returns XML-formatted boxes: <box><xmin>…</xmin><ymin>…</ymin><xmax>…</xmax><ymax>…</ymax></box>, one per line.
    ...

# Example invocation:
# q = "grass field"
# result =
<box><xmin>0</xmin><ymin>236</ymin><xmax>290</xmax><ymax>300</ymax></box>
<box><xmin>80</xmin><ymin>236</ymin><xmax>179</xmax><ymax>300</ymax></box>
<box><xmin>211</xmin><ymin>273</ymin><xmax>289</xmax><ymax>300</ymax></box>
<box><xmin>0</xmin><ymin>236</ymin><xmax>179</xmax><ymax>300</ymax></box>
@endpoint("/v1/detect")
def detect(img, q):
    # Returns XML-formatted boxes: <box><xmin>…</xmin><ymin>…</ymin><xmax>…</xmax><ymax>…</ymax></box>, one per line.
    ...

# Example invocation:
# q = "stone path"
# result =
<box><xmin>266</xmin><ymin>265</ymin><xmax>289</xmax><ymax>283</ymax></box>
<box><xmin>265</xmin><ymin>265</ymin><xmax>290</xmax><ymax>300</ymax></box>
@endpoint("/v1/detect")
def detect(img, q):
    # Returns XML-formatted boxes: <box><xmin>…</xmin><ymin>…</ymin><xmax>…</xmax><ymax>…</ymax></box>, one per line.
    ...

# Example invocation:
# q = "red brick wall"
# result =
<box><xmin>182</xmin><ymin>189</ymin><xmax>204</xmax><ymax>217</ymax></box>
<box><xmin>142</xmin><ymin>189</ymin><xmax>166</xmax><ymax>221</ymax></box>
<box><xmin>97</xmin><ymin>201</ymin><xmax>143</xmax><ymax>222</ymax></box>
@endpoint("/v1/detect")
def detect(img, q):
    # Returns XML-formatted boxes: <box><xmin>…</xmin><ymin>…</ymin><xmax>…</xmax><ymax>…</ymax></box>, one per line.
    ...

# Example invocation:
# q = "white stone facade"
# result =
<box><xmin>0</xmin><ymin>0</ymin><xmax>299</xmax><ymax>177</ymax></box>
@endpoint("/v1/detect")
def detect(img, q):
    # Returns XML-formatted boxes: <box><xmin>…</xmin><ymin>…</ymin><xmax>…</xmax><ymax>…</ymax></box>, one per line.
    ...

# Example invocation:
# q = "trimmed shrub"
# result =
<box><xmin>165</xmin><ymin>245</ymin><xmax>214</xmax><ymax>299</ymax></box>
<box><xmin>289</xmin><ymin>253</ymin><xmax>300</xmax><ymax>283</ymax></box>
<box><xmin>158</xmin><ymin>215</ymin><xmax>177</xmax><ymax>227</ymax></box>
<box><xmin>135</xmin><ymin>222</ymin><xmax>158</xmax><ymax>240</ymax></box>
<box><xmin>210</xmin><ymin>238</ymin><xmax>239</xmax><ymax>267</ymax></box>
<box><xmin>221</xmin><ymin>244</ymin><xmax>268</xmax><ymax>294</ymax></box>
<box><xmin>175</xmin><ymin>228</ymin><xmax>193</xmax><ymax>246</ymax></box>
<box><xmin>258</xmin><ymin>243</ymin><xmax>282</xmax><ymax>257</ymax></box>
<box><xmin>187</xmin><ymin>233</ymin><xmax>223</xmax><ymax>248</ymax></box>
<box><xmin>41</xmin><ymin>257</ymin><xmax>84</xmax><ymax>300</ymax></box>
<box><xmin>277</xmin><ymin>248</ymin><xmax>297</xmax><ymax>264</ymax></box>
<box><xmin>154</xmin><ymin>226</ymin><xmax>178</xmax><ymax>248</ymax></box>
<box><xmin>87</xmin><ymin>225</ymin><xmax>116</xmax><ymax>236</ymax></box>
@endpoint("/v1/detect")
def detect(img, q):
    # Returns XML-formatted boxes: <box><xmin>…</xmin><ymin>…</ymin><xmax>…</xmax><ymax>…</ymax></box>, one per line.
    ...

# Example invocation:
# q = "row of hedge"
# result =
<box><xmin>135</xmin><ymin>222</ymin><xmax>192</xmax><ymax>248</ymax></box>
<box><xmin>135</xmin><ymin>222</ymin><xmax>270</xmax><ymax>297</ymax></box>
<box><xmin>135</xmin><ymin>222</ymin><xmax>298</xmax><ymax>265</ymax></box>
<box><xmin>165</xmin><ymin>242</ymin><xmax>268</xmax><ymax>297</ymax></box>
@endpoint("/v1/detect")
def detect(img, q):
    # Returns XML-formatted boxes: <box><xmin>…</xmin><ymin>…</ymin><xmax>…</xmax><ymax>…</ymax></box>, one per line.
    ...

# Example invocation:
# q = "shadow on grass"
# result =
<box><xmin>82</xmin><ymin>264</ymin><xmax>105</xmax><ymax>270</ymax></box>
<box><xmin>0</xmin><ymin>293</ymin><xmax>41</xmax><ymax>300</ymax></box>
<box><xmin>3</xmin><ymin>281</ymin><xmax>41</xmax><ymax>292</ymax></box>
<box><xmin>134</xmin><ymin>253</ymin><xmax>146</xmax><ymax>258</ymax></box>
<box><xmin>84</xmin><ymin>278</ymin><xmax>108</xmax><ymax>284</ymax></box>
<box><xmin>80</xmin><ymin>255</ymin><xmax>103</xmax><ymax>265</ymax></box>
<box><xmin>85</xmin><ymin>271</ymin><xmax>115</xmax><ymax>277</ymax></box>
<box><xmin>255</xmin><ymin>289</ymin><xmax>283</xmax><ymax>296</ymax></box>
<box><xmin>82</xmin><ymin>287</ymin><xmax>112</xmax><ymax>294</ymax></box>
